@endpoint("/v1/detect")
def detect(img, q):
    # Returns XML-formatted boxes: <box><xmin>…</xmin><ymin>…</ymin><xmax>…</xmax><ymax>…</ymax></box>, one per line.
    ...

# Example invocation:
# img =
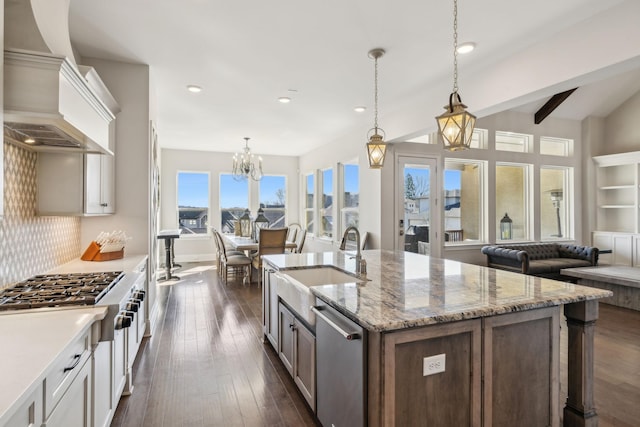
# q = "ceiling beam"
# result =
<box><xmin>534</xmin><ymin>88</ymin><xmax>578</xmax><ymax>124</ymax></box>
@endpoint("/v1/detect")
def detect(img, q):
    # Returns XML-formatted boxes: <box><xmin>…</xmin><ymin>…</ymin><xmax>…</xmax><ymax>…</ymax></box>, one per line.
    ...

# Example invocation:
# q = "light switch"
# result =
<box><xmin>423</xmin><ymin>354</ymin><xmax>446</xmax><ymax>376</ymax></box>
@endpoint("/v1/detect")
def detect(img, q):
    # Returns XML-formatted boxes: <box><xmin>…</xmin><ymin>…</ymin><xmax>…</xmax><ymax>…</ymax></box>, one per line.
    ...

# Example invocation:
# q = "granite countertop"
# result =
<box><xmin>561</xmin><ymin>265</ymin><xmax>640</xmax><ymax>288</ymax></box>
<box><xmin>263</xmin><ymin>250</ymin><xmax>612</xmax><ymax>332</ymax></box>
<box><xmin>0</xmin><ymin>307</ymin><xmax>107</xmax><ymax>425</ymax></box>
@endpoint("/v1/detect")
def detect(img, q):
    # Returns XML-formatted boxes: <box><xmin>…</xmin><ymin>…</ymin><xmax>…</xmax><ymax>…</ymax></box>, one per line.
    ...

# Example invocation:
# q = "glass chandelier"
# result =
<box><xmin>232</xmin><ymin>137</ymin><xmax>263</xmax><ymax>181</ymax></box>
<box><xmin>366</xmin><ymin>48</ymin><xmax>387</xmax><ymax>168</ymax></box>
<box><xmin>436</xmin><ymin>0</ymin><xmax>476</xmax><ymax>151</ymax></box>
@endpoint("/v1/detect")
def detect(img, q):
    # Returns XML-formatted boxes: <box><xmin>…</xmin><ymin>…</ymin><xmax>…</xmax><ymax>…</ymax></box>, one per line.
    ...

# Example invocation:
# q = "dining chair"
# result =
<box><xmin>294</xmin><ymin>229</ymin><xmax>307</xmax><ymax>253</ymax></box>
<box><xmin>214</xmin><ymin>231</ymin><xmax>251</xmax><ymax>284</ymax></box>
<box><xmin>212</xmin><ymin>229</ymin><xmax>243</xmax><ymax>274</ymax></box>
<box><xmin>287</xmin><ymin>223</ymin><xmax>302</xmax><ymax>245</ymax></box>
<box><xmin>252</xmin><ymin>228</ymin><xmax>288</xmax><ymax>283</ymax></box>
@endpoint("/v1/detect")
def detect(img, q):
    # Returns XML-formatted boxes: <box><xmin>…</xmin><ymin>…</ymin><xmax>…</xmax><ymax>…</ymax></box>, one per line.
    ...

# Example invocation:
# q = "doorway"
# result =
<box><xmin>396</xmin><ymin>156</ymin><xmax>440</xmax><ymax>257</ymax></box>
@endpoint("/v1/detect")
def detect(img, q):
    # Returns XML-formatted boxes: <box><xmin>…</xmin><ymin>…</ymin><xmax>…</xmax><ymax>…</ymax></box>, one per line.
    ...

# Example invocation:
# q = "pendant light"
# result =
<box><xmin>366</xmin><ymin>48</ymin><xmax>387</xmax><ymax>168</ymax></box>
<box><xmin>436</xmin><ymin>0</ymin><xmax>476</xmax><ymax>151</ymax></box>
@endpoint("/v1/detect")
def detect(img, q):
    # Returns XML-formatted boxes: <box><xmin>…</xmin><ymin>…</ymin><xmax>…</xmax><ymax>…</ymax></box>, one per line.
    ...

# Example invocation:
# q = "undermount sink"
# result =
<box><xmin>283</xmin><ymin>266</ymin><xmax>363</xmax><ymax>287</ymax></box>
<box><xmin>274</xmin><ymin>267</ymin><xmax>366</xmax><ymax>326</ymax></box>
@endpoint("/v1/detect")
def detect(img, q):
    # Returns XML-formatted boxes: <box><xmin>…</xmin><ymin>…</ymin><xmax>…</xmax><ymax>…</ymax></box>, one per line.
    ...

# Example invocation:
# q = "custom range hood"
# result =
<box><xmin>3</xmin><ymin>0</ymin><xmax>119</xmax><ymax>154</ymax></box>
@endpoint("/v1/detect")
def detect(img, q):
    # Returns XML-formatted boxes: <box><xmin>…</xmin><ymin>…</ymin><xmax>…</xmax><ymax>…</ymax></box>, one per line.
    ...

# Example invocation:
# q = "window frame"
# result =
<box><xmin>303</xmin><ymin>172</ymin><xmax>315</xmax><ymax>235</ymax></box>
<box><xmin>443</xmin><ymin>158</ymin><xmax>487</xmax><ymax>246</ymax></box>
<box><xmin>539</xmin><ymin>166</ymin><xmax>574</xmax><ymax>241</ymax></box>
<box><xmin>495</xmin><ymin>162</ymin><xmax>534</xmax><ymax>242</ymax></box>
<box><xmin>219</xmin><ymin>173</ymin><xmax>249</xmax><ymax>234</ymax></box>
<box><xmin>339</xmin><ymin>161</ymin><xmax>359</xmax><ymax>238</ymax></box>
<box><xmin>259</xmin><ymin>174</ymin><xmax>288</xmax><ymax>228</ymax></box>
<box><xmin>176</xmin><ymin>170</ymin><xmax>211</xmax><ymax>237</ymax></box>
<box><xmin>319</xmin><ymin>167</ymin><xmax>334</xmax><ymax>239</ymax></box>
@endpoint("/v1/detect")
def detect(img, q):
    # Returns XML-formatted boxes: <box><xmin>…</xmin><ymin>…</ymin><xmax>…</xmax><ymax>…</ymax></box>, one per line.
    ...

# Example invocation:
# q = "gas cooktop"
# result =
<box><xmin>0</xmin><ymin>271</ymin><xmax>124</xmax><ymax>311</ymax></box>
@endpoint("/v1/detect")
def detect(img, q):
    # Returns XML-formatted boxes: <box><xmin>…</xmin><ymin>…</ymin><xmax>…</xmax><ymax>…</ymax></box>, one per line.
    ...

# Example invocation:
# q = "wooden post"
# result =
<box><xmin>563</xmin><ymin>300</ymin><xmax>599</xmax><ymax>427</ymax></box>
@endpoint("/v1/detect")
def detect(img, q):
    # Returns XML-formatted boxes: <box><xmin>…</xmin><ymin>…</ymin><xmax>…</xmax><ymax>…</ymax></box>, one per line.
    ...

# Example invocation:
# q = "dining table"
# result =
<box><xmin>221</xmin><ymin>233</ymin><xmax>297</xmax><ymax>253</ymax></box>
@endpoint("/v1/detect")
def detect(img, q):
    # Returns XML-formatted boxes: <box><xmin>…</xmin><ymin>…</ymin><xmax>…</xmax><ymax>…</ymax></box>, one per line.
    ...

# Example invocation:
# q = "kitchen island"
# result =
<box><xmin>262</xmin><ymin>250</ymin><xmax>612</xmax><ymax>427</ymax></box>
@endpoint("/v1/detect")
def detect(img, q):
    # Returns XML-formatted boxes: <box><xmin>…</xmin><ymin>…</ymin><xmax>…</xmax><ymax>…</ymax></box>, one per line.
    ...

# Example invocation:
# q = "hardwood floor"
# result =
<box><xmin>112</xmin><ymin>263</ymin><xmax>640</xmax><ymax>427</ymax></box>
<box><xmin>111</xmin><ymin>264</ymin><xmax>318</xmax><ymax>427</ymax></box>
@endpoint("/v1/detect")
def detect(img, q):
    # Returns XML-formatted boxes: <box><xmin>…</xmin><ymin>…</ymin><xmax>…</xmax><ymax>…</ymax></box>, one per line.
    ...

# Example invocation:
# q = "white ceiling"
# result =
<box><xmin>67</xmin><ymin>0</ymin><xmax>635</xmax><ymax>157</ymax></box>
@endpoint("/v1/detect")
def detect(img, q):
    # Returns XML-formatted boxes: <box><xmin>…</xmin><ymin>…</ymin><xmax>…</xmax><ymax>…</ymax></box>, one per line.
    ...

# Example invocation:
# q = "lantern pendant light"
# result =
<box><xmin>436</xmin><ymin>0</ymin><xmax>476</xmax><ymax>151</ymax></box>
<box><xmin>366</xmin><ymin>48</ymin><xmax>387</xmax><ymax>168</ymax></box>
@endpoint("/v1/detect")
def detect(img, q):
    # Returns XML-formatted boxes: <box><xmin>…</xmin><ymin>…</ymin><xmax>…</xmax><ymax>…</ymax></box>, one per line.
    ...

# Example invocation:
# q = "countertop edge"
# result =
<box><xmin>0</xmin><ymin>307</ymin><xmax>108</xmax><ymax>425</ymax></box>
<box><xmin>312</xmin><ymin>291</ymin><xmax>612</xmax><ymax>332</ymax></box>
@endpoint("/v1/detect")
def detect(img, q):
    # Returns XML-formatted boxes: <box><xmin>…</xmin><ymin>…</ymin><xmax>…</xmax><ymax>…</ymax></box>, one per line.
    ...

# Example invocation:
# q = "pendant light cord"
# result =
<box><xmin>374</xmin><ymin>55</ymin><xmax>379</xmax><ymax>131</ymax></box>
<box><xmin>453</xmin><ymin>0</ymin><xmax>459</xmax><ymax>94</ymax></box>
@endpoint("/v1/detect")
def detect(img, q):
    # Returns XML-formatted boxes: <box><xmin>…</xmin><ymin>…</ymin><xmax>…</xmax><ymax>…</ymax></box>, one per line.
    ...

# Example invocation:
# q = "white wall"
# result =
<box><xmin>78</xmin><ymin>59</ymin><xmax>152</xmax><ymax>257</ymax></box>
<box><xmin>160</xmin><ymin>148</ymin><xmax>299</xmax><ymax>262</ymax></box>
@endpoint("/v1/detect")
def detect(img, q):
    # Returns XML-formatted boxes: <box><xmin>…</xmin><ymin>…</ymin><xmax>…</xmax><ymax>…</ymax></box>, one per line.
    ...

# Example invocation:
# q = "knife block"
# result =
<box><xmin>81</xmin><ymin>241</ymin><xmax>124</xmax><ymax>261</ymax></box>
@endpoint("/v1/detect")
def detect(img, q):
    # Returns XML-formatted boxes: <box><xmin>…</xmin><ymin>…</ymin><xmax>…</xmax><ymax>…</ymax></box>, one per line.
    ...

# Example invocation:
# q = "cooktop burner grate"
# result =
<box><xmin>0</xmin><ymin>271</ymin><xmax>124</xmax><ymax>311</ymax></box>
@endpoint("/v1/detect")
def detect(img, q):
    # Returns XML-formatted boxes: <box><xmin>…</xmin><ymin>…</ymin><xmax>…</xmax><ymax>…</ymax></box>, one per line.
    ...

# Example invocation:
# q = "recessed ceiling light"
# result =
<box><xmin>354</xmin><ymin>106</ymin><xmax>366</xmax><ymax>113</ymax></box>
<box><xmin>24</xmin><ymin>137</ymin><xmax>35</xmax><ymax>144</ymax></box>
<box><xmin>278</xmin><ymin>97</ymin><xmax>291</xmax><ymax>103</ymax></box>
<box><xmin>187</xmin><ymin>85</ymin><xmax>202</xmax><ymax>93</ymax></box>
<box><xmin>457</xmin><ymin>42</ymin><xmax>476</xmax><ymax>54</ymax></box>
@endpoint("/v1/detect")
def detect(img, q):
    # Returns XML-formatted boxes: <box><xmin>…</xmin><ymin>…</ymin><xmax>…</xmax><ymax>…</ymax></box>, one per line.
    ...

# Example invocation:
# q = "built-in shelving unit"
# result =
<box><xmin>593</xmin><ymin>152</ymin><xmax>640</xmax><ymax>266</ymax></box>
<box><xmin>594</xmin><ymin>152</ymin><xmax>640</xmax><ymax>234</ymax></box>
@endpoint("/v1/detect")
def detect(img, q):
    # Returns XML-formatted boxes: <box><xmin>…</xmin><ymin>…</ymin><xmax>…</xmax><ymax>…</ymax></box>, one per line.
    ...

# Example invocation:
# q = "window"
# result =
<box><xmin>495</xmin><ymin>163</ymin><xmax>532</xmax><ymax>241</ymax></box>
<box><xmin>304</xmin><ymin>173</ymin><xmax>314</xmax><ymax>234</ymax></box>
<box><xmin>320</xmin><ymin>168</ymin><xmax>333</xmax><ymax>238</ymax></box>
<box><xmin>540</xmin><ymin>136</ymin><xmax>572</xmax><ymax>156</ymax></box>
<box><xmin>470</xmin><ymin>128</ymin><xmax>488</xmax><ymax>149</ymax></box>
<box><xmin>540</xmin><ymin>167</ymin><xmax>572</xmax><ymax>240</ymax></box>
<box><xmin>219</xmin><ymin>173</ymin><xmax>248</xmax><ymax>233</ymax></box>
<box><xmin>177</xmin><ymin>171</ymin><xmax>209</xmax><ymax>235</ymax></box>
<box><xmin>495</xmin><ymin>131</ymin><xmax>533</xmax><ymax>153</ymax></box>
<box><xmin>259</xmin><ymin>175</ymin><xmax>287</xmax><ymax>228</ymax></box>
<box><xmin>340</xmin><ymin>163</ymin><xmax>359</xmax><ymax>236</ymax></box>
<box><xmin>444</xmin><ymin>159</ymin><xmax>486</xmax><ymax>244</ymax></box>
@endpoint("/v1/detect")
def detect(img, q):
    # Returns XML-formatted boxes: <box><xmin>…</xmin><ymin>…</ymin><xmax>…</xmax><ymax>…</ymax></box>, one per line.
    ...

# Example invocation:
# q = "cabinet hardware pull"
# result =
<box><xmin>63</xmin><ymin>354</ymin><xmax>82</xmax><ymax>372</ymax></box>
<box><xmin>311</xmin><ymin>306</ymin><xmax>361</xmax><ymax>341</ymax></box>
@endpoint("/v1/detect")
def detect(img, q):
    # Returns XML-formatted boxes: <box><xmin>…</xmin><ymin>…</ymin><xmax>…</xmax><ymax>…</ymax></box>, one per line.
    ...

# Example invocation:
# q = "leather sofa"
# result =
<box><xmin>481</xmin><ymin>243</ymin><xmax>599</xmax><ymax>281</ymax></box>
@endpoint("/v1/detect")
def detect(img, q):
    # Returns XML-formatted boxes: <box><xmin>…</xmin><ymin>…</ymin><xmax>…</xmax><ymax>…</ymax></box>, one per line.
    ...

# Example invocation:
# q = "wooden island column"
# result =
<box><xmin>563</xmin><ymin>300</ymin><xmax>599</xmax><ymax>427</ymax></box>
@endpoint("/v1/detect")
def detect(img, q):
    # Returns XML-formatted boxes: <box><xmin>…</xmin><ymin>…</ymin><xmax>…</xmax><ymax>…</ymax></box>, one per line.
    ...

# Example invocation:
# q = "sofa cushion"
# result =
<box><xmin>528</xmin><ymin>258</ymin><xmax>592</xmax><ymax>274</ymax></box>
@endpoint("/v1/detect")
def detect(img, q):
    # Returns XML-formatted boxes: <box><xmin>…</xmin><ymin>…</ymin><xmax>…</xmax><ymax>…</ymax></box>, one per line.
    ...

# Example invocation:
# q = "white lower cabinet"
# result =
<box><xmin>4</xmin><ymin>383</ymin><xmax>43</xmax><ymax>427</ymax></box>
<box><xmin>45</xmin><ymin>355</ymin><xmax>92</xmax><ymax>427</ymax></box>
<box><xmin>93</xmin><ymin>341</ymin><xmax>114</xmax><ymax>427</ymax></box>
<box><xmin>278</xmin><ymin>303</ymin><xmax>316</xmax><ymax>411</ymax></box>
<box><xmin>592</xmin><ymin>231</ymin><xmax>635</xmax><ymax>266</ymax></box>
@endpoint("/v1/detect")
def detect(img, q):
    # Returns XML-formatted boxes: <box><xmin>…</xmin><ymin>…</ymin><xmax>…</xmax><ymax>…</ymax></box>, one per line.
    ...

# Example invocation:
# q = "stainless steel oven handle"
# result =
<box><xmin>311</xmin><ymin>306</ymin><xmax>361</xmax><ymax>341</ymax></box>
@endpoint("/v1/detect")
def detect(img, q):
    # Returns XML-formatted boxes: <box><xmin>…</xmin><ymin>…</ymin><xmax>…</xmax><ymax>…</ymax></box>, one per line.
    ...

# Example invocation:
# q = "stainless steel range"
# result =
<box><xmin>0</xmin><ymin>271</ymin><xmax>125</xmax><ymax>311</ymax></box>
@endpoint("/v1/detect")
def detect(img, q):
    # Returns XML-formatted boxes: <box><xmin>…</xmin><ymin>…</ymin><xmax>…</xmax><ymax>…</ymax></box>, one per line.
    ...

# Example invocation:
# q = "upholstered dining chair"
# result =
<box><xmin>252</xmin><ymin>228</ymin><xmax>288</xmax><ymax>283</ymax></box>
<box><xmin>211</xmin><ymin>229</ymin><xmax>243</xmax><ymax>274</ymax></box>
<box><xmin>214</xmin><ymin>231</ymin><xmax>251</xmax><ymax>284</ymax></box>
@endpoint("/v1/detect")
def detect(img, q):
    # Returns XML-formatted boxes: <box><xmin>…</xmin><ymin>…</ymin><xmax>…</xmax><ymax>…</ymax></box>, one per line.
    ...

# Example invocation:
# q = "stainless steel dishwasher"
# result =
<box><xmin>312</xmin><ymin>298</ymin><xmax>366</xmax><ymax>427</ymax></box>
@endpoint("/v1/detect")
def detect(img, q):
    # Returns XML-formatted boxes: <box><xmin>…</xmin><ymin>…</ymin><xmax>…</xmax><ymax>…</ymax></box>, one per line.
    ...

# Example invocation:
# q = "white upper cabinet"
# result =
<box><xmin>37</xmin><ymin>152</ymin><xmax>115</xmax><ymax>216</ymax></box>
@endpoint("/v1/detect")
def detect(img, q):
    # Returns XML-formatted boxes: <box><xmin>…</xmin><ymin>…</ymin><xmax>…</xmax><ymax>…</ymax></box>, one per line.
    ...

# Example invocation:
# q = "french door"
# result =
<box><xmin>396</xmin><ymin>156</ymin><xmax>440</xmax><ymax>257</ymax></box>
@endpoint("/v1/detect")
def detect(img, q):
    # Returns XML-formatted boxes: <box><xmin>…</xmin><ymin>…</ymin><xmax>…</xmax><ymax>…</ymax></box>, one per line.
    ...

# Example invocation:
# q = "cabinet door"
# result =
<box><xmin>294</xmin><ymin>321</ymin><xmax>316</xmax><ymax>411</ymax></box>
<box><xmin>263</xmin><ymin>269</ymin><xmax>279</xmax><ymax>349</ymax></box>
<box><xmin>4</xmin><ymin>382</ymin><xmax>43</xmax><ymax>427</ymax></box>
<box><xmin>93</xmin><ymin>341</ymin><xmax>114</xmax><ymax>427</ymax></box>
<box><xmin>85</xmin><ymin>154</ymin><xmax>115</xmax><ymax>214</ymax></box>
<box><xmin>278</xmin><ymin>303</ymin><xmax>295</xmax><ymax>375</ymax></box>
<box><xmin>100</xmin><ymin>154</ymin><xmax>115</xmax><ymax>213</ymax></box>
<box><xmin>46</xmin><ymin>357</ymin><xmax>92</xmax><ymax>427</ymax></box>
<box><xmin>483</xmin><ymin>307</ymin><xmax>560</xmax><ymax>427</ymax></box>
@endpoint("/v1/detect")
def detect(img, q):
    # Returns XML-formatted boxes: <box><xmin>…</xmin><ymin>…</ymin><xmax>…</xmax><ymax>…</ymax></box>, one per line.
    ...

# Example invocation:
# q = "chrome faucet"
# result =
<box><xmin>341</xmin><ymin>226</ymin><xmax>366</xmax><ymax>275</ymax></box>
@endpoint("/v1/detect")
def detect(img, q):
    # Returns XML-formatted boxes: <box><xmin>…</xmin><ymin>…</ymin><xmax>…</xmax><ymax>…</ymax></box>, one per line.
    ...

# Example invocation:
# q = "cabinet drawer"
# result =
<box><xmin>44</xmin><ymin>328</ymin><xmax>92</xmax><ymax>418</ymax></box>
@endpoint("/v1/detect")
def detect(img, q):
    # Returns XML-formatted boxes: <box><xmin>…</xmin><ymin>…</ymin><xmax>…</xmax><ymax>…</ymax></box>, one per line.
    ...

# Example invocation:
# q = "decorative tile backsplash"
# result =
<box><xmin>0</xmin><ymin>142</ymin><xmax>81</xmax><ymax>288</ymax></box>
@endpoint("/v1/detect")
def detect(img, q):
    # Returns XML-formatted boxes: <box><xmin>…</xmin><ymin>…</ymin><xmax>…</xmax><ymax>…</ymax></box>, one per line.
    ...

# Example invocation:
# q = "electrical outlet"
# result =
<box><xmin>423</xmin><ymin>354</ymin><xmax>446</xmax><ymax>376</ymax></box>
